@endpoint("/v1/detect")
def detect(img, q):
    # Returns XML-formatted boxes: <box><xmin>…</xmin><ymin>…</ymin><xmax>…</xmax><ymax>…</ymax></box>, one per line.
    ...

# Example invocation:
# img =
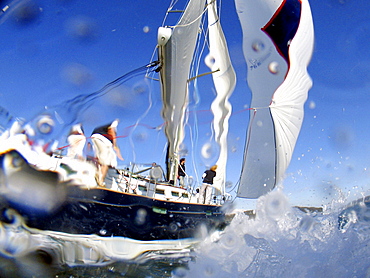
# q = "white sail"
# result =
<box><xmin>206</xmin><ymin>0</ymin><xmax>236</xmax><ymax>194</ymax></box>
<box><xmin>236</xmin><ymin>0</ymin><xmax>314</xmax><ymax>198</ymax></box>
<box><xmin>157</xmin><ymin>0</ymin><xmax>206</xmax><ymax>181</ymax></box>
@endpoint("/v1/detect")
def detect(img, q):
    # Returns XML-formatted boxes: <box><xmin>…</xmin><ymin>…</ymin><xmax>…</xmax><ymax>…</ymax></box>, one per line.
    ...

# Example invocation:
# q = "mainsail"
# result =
<box><xmin>236</xmin><ymin>0</ymin><xmax>314</xmax><ymax>198</ymax></box>
<box><xmin>206</xmin><ymin>0</ymin><xmax>236</xmax><ymax>194</ymax></box>
<box><xmin>157</xmin><ymin>0</ymin><xmax>205</xmax><ymax>182</ymax></box>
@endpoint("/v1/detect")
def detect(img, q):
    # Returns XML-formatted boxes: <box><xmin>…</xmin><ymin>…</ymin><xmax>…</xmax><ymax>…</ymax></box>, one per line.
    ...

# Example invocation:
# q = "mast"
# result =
<box><xmin>157</xmin><ymin>0</ymin><xmax>206</xmax><ymax>182</ymax></box>
<box><xmin>206</xmin><ymin>0</ymin><xmax>236</xmax><ymax>194</ymax></box>
<box><xmin>236</xmin><ymin>0</ymin><xmax>314</xmax><ymax>198</ymax></box>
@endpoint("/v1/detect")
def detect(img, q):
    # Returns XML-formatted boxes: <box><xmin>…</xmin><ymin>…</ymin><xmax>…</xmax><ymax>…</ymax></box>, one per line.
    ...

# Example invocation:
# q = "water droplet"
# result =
<box><xmin>204</xmin><ymin>264</ymin><xmax>215</xmax><ymax>276</ymax></box>
<box><xmin>179</xmin><ymin>143</ymin><xmax>188</xmax><ymax>157</ymax></box>
<box><xmin>143</xmin><ymin>26</ymin><xmax>150</xmax><ymax>33</ymax></box>
<box><xmin>268</xmin><ymin>61</ymin><xmax>279</xmax><ymax>74</ymax></box>
<box><xmin>299</xmin><ymin>215</ymin><xmax>316</xmax><ymax>233</ymax></box>
<box><xmin>172</xmin><ymin>267</ymin><xmax>187</xmax><ymax>278</ymax></box>
<box><xmin>252</xmin><ymin>40</ymin><xmax>265</xmax><ymax>52</ymax></box>
<box><xmin>201</xmin><ymin>141</ymin><xmax>219</xmax><ymax>165</ymax></box>
<box><xmin>62</xmin><ymin>63</ymin><xmax>94</xmax><ymax>87</ymax></box>
<box><xmin>150</xmin><ymin>166</ymin><xmax>163</xmax><ymax>180</ymax></box>
<box><xmin>10</xmin><ymin>152</ymin><xmax>24</xmax><ymax>168</ymax></box>
<box><xmin>225</xmin><ymin>181</ymin><xmax>233</xmax><ymax>189</ymax></box>
<box><xmin>169</xmin><ymin>222</ymin><xmax>181</xmax><ymax>232</ymax></box>
<box><xmin>263</xmin><ymin>190</ymin><xmax>290</xmax><ymax>220</ymax></box>
<box><xmin>219</xmin><ymin>232</ymin><xmax>238</xmax><ymax>249</ymax></box>
<box><xmin>37</xmin><ymin>116</ymin><xmax>54</xmax><ymax>134</ymax></box>
<box><xmin>133</xmin><ymin>82</ymin><xmax>148</xmax><ymax>95</ymax></box>
<box><xmin>135</xmin><ymin>208</ymin><xmax>147</xmax><ymax>225</ymax></box>
<box><xmin>99</xmin><ymin>229</ymin><xmax>107</xmax><ymax>235</ymax></box>
<box><xmin>308</xmin><ymin>101</ymin><xmax>316</xmax><ymax>109</ymax></box>
<box><xmin>65</xmin><ymin>16</ymin><xmax>99</xmax><ymax>42</ymax></box>
<box><xmin>133</xmin><ymin>131</ymin><xmax>148</xmax><ymax>142</ymax></box>
<box><xmin>13</xmin><ymin>2</ymin><xmax>41</xmax><ymax>26</ymax></box>
<box><xmin>188</xmin><ymin>176</ymin><xmax>194</xmax><ymax>186</ymax></box>
<box><xmin>205</xmin><ymin>54</ymin><xmax>216</xmax><ymax>68</ymax></box>
<box><xmin>201</xmin><ymin>142</ymin><xmax>213</xmax><ymax>159</ymax></box>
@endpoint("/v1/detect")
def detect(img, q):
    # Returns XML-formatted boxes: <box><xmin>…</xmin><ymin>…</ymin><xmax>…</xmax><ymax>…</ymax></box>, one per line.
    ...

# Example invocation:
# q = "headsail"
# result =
<box><xmin>157</xmin><ymin>0</ymin><xmax>205</xmax><ymax>182</ymax></box>
<box><xmin>236</xmin><ymin>0</ymin><xmax>314</xmax><ymax>198</ymax></box>
<box><xmin>206</xmin><ymin>0</ymin><xmax>236</xmax><ymax>194</ymax></box>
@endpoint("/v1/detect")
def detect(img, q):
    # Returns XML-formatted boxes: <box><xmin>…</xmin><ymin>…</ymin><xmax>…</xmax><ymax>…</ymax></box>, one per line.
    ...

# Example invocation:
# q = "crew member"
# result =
<box><xmin>91</xmin><ymin>119</ymin><xmax>123</xmax><ymax>186</ymax></box>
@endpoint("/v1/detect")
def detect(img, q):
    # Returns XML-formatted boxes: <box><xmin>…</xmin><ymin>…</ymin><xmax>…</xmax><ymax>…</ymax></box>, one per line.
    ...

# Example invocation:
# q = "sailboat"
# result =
<box><xmin>0</xmin><ymin>0</ymin><xmax>314</xmax><ymax>264</ymax></box>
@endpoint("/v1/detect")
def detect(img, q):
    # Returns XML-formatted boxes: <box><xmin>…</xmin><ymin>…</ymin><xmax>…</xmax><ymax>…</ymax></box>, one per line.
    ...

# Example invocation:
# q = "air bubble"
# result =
<box><xmin>268</xmin><ymin>61</ymin><xmax>279</xmax><ymax>74</ymax></box>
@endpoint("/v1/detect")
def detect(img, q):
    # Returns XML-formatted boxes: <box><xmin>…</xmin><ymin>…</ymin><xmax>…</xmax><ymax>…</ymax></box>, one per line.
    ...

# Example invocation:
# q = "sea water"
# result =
<box><xmin>1</xmin><ymin>188</ymin><xmax>369</xmax><ymax>277</ymax></box>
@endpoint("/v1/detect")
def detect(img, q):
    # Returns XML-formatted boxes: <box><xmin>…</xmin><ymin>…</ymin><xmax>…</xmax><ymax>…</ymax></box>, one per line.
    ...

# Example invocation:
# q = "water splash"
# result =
<box><xmin>174</xmin><ymin>190</ymin><xmax>370</xmax><ymax>277</ymax></box>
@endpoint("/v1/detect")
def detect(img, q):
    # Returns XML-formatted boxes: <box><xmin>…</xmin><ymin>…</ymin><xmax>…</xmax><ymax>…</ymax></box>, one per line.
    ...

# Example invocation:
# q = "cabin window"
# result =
<box><xmin>155</xmin><ymin>189</ymin><xmax>165</xmax><ymax>195</ymax></box>
<box><xmin>171</xmin><ymin>192</ymin><xmax>180</xmax><ymax>197</ymax></box>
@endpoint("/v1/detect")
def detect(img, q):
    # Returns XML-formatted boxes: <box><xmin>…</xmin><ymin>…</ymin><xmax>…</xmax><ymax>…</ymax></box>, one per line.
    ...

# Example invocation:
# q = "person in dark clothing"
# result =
<box><xmin>198</xmin><ymin>165</ymin><xmax>217</xmax><ymax>204</ymax></box>
<box><xmin>177</xmin><ymin>158</ymin><xmax>186</xmax><ymax>188</ymax></box>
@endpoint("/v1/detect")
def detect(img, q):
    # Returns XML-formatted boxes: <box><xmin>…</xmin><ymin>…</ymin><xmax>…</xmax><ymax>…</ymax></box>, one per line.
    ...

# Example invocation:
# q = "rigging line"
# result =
<box><xmin>227</xmin><ymin>176</ymin><xmax>241</xmax><ymax>194</ymax></box>
<box><xmin>240</xmin><ymin>109</ymin><xmax>258</xmax><ymax>172</ymax></box>
<box><xmin>63</xmin><ymin>61</ymin><xmax>159</xmax><ymax>109</ymax></box>
<box><xmin>127</xmin><ymin>75</ymin><xmax>156</xmax><ymax>164</ymax></box>
<box><xmin>54</xmin><ymin>62</ymin><xmax>161</xmax><ymax>127</ymax></box>
<box><xmin>162</xmin><ymin>0</ymin><xmax>180</xmax><ymax>26</ymax></box>
<box><xmin>186</xmin><ymin>120</ymin><xmax>202</xmax><ymax>192</ymax></box>
<box><xmin>189</xmin><ymin>16</ymin><xmax>205</xmax><ymax>83</ymax></box>
<box><xmin>167</xmin><ymin>10</ymin><xmax>184</xmax><ymax>13</ymax></box>
<box><xmin>167</xmin><ymin>0</ymin><xmax>215</xmax><ymax>29</ymax></box>
<box><xmin>189</xmin><ymin>14</ymin><xmax>207</xmax><ymax>111</ymax></box>
<box><xmin>146</xmin><ymin>42</ymin><xmax>160</xmax><ymax>77</ymax></box>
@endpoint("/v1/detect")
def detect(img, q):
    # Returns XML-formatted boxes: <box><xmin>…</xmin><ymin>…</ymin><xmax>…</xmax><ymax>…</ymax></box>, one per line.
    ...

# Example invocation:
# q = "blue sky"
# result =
<box><xmin>0</xmin><ymin>0</ymin><xmax>369</xmax><ymax>209</ymax></box>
